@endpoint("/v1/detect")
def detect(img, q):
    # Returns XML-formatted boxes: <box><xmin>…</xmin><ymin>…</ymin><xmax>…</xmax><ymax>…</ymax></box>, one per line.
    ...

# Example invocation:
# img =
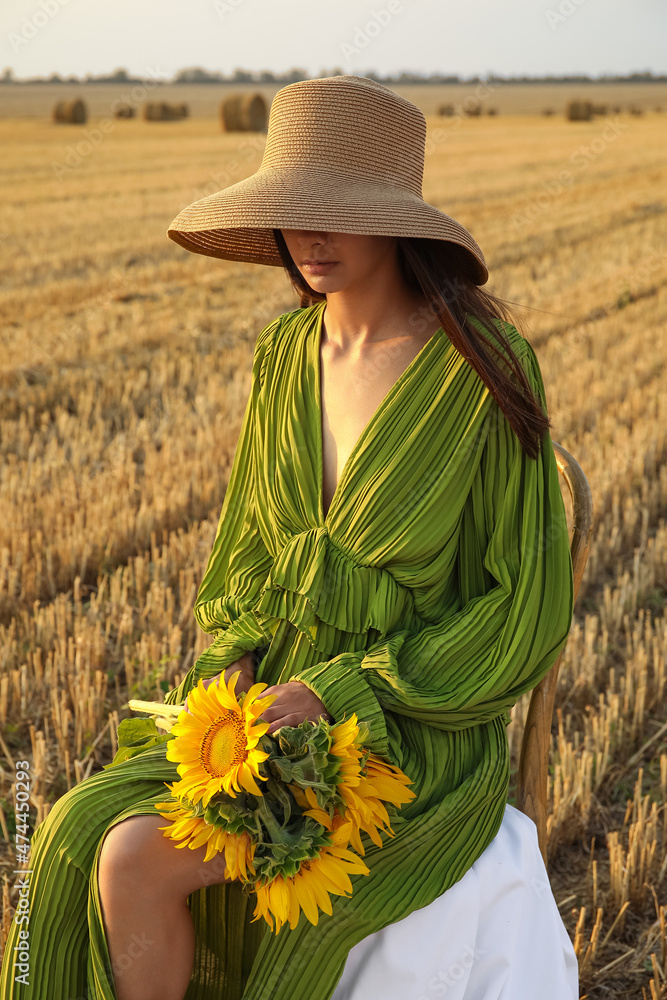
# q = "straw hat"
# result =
<box><xmin>167</xmin><ymin>74</ymin><xmax>489</xmax><ymax>285</ymax></box>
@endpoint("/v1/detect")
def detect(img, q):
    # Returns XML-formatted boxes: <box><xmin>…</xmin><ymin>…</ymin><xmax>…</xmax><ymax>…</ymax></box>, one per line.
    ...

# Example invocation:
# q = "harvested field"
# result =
<box><xmin>0</xmin><ymin>102</ymin><xmax>666</xmax><ymax>998</ymax></box>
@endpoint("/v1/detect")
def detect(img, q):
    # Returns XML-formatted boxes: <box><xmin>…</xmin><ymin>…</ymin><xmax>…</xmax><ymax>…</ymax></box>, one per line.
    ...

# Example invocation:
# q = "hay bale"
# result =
<box><xmin>52</xmin><ymin>98</ymin><xmax>88</xmax><ymax>124</ymax></box>
<box><xmin>629</xmin><ymin>105</ymin><xmax>643</xmax><ymax>116</ymax></box>
<box><xmin>462</xmin><ymin>104</ymin><xmax>482</xmax><ymax>117</ymax></box>
<box><xmin>566</xmin><ymin>100</ymin><xmax>593</xmax><ymax>121</ymax></box>
<box><xmin>114</xmin><ymin>104</ymin><xmax>136</xmax><ymax>119</ymax></box>
<box><xmin>486</xmin><ymin>107</ymin><xmax>498</xmax><ymax>115</ymax></box>
<box><xmin>220</xmin><ymin>92</ymin><xmax>268</xmax><ymax>132</ymax></box>
<box><xmin>143</xmin><ymin>101</ymin><xmax>188</xmax><ymax>121</ymax></box>
<box><xmin>542</xmin><ymin>108</ymin><xmax>556</xmax><ymax>116</ymax></box>
<box><xmin>590</xmin><ymin>103</ymin><xmax>608</xmax><ymax>115</ymax></box>
<box><xmin>437</xmin><ymin>103</ymin><xmax>455</xmax><ymax>116</ymax></box>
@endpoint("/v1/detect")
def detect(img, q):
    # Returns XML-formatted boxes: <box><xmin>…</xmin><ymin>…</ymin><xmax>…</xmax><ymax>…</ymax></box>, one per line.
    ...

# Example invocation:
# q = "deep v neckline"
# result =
<box><xmin>311</xmin><ymin>301</ymin><xmax>444</xmax><ymax>524</ymax></box>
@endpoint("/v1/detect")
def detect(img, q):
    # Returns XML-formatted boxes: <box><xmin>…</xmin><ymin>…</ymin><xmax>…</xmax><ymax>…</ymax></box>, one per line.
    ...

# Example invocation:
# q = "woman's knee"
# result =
<box><xmin>99</xmin><ymin>815</ymin><xmax>174</xmax><ymax>885</ymax></box>
<box><xmin>98</xmin><ymin>814</ymin><xmax>229</xmax><ymax>897</ymax></box>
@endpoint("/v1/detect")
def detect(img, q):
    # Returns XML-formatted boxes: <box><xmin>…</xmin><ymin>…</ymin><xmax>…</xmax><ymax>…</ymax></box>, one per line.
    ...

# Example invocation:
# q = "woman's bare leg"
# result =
<box><xmin>98</xmin><ymin>814</ymin><xmax>232</xmax><ymax>1000</ymax></box>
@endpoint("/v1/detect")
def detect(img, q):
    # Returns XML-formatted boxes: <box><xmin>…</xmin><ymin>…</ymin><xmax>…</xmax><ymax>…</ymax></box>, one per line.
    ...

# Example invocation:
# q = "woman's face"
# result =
<box><xmin>279</xmin><ymin>230</ymin><xmax>399</xmax><ymax>293</ymax></box>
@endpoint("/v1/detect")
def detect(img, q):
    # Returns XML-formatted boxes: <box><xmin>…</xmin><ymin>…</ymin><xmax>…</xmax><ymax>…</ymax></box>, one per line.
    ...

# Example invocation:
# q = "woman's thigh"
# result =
<box><xmin>98</xmin><ymin>814</ymin><xmax>231</xmax><ymax>901</ymax></box>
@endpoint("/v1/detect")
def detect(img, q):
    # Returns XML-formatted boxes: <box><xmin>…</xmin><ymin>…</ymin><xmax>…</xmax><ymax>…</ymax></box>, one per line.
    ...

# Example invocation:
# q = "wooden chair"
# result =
<box><xmin>515</xmin><ymin>441</ymin><xmax>594</xmax><ymax>865</ymax></box>
<box><xmin>129</xmin><ymin>440</ymin><xmax>594</xmax><ymax>868</ymax></box>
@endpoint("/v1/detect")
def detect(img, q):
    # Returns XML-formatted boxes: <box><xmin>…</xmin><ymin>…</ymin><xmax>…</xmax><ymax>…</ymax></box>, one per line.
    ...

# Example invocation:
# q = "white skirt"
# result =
<box><xmin>331</xmin><ymin>803</ymin><xmax>579</xmax><ymax>1000</ymax></box>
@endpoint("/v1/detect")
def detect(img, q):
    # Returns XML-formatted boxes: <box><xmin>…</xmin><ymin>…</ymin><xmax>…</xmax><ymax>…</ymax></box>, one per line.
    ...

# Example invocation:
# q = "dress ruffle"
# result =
<box><xmin>252</xmin><ymin>525</ymin><xmax>425</xmax><ymax>653</ymax></box>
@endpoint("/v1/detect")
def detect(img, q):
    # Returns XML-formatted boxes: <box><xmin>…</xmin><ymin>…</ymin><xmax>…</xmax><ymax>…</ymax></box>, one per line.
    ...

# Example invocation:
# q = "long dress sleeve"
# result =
<box><xmin>291</xmin><ymin>340</ymin><xmax>574</xmax><ymax>759</ymax></box>
<box><xmin>164</xmin><ymin>316</ymin><xmax>280</xmax><ymax>706</ymax></box>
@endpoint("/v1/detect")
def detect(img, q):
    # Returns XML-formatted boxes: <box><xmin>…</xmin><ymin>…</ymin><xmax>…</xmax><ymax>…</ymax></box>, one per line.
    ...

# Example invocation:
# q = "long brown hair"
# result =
<box><xmin>272</xmin><ymin>229</ymin><xmax>549</xmax><ymax>460</ymax></box>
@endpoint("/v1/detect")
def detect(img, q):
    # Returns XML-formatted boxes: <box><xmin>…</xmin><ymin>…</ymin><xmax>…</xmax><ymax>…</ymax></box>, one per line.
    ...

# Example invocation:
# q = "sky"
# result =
<box><xmin>1</xmin><ymin>0</ymin><xmax>665</xmax><ymax>81</ymax></box>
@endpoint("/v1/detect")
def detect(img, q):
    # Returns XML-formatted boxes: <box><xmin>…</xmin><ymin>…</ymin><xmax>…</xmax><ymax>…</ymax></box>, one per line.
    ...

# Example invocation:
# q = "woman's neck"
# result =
<box><xmin>321</xmin><ymin>283</ymin><xmax>437</xmax><ymax>352</ymax></box>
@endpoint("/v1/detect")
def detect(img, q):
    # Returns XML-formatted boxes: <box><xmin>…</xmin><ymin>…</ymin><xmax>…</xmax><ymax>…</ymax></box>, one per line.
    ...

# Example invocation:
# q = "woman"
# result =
<box><xmin>0</xmin><ymin>75</ymin><xmax>578</xmax><ymax>1000</ymax></box>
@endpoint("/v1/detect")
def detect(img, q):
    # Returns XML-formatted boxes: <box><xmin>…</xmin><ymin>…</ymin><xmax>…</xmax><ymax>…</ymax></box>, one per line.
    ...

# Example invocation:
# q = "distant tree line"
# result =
<box><xmin>1</xmin><ymin>66</ymin><xmax>665</xmax><ymax>85</ymax></box>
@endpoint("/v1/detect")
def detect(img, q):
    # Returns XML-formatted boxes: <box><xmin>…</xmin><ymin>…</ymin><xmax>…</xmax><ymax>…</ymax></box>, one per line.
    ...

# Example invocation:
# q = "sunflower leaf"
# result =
<box><xmin>104</xmin><ymin>717</ymin><xmax>174</xmax><ymax>768</ymax></box>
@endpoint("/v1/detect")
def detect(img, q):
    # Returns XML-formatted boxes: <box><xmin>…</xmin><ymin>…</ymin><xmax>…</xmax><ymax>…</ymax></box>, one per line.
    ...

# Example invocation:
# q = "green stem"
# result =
<box><xmin>256</xmin><ymin>795</ymin><xmax>286</xmax><ymax>844</ymax></box>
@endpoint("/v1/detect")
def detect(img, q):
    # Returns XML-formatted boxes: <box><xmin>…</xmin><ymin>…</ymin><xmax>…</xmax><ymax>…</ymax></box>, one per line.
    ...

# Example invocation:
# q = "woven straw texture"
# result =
<box><xmin>167</xmin><ymin>75</ymin><xmax>489</xmax><ymax>284</ymax></box>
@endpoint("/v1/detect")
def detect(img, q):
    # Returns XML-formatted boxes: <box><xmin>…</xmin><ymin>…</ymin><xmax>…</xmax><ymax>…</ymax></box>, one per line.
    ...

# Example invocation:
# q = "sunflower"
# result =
<box><xmin>251</xmin><ymin>819</ymin><xmax>370</xmax><ymax>932</ymax></box>
<box><xmin>165</xmin><ymin>671</ymin><xmax>276</xmax><ymax>806</ymax></box>
<box><xmin>341</xmin><ymin>754</ymin><xmax>416</xmax><ymax>854</ymax></box>
<box><xmin>155</xmin><ymin>793</ymin><xmax>256</xmax><ymax>877</ymax></box>
<box><xmin>294</xmin><ymin>714</ymin><xmax>416</xmax><ymax>855</ymax></box>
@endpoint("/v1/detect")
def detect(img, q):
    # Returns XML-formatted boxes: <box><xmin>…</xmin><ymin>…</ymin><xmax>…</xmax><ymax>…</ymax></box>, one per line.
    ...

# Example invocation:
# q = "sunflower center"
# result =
<box><xmin>199</xmin><ymin>711</ymin><xmax>247</xmax><ymax>777</ymax></box>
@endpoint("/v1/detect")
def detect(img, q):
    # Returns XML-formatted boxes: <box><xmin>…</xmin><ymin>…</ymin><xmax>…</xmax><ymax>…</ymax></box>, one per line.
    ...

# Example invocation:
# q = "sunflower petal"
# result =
<box><xmin>304</xmin><ymin>807</ymin><xmax>332</xmax><ymax>829</ymax></box>
<box><xmin>305</xmin><ymin>873</ymin><xmax>333</xmax><ymax>917</ymax></box>
<box><xmin>237</xmin><ymin>762</ymin><xmax>264</xmax><ymax>796</ymax></box>
<box><xmin>236</xmin><ymin>837</ymin><xmax>249</xmax><ymax>881</ymax></box>
<box><xmin>292</xmin><ymin>872</ymin><xmax>319</xmax><ymax>925</ymax></box>
<box><xmin>242</xmin><ymin>682</ymin><xmax>272</xmax><ymax>711</ymax></box>
<box><xmin>224</xmin><ymin>834</ymin><xmax>240</xmax><ymax>879</ymax></box>
<box><xmin>187</xmin><ymin>824</ymin><xmax>215</xmax><ymax>851</ymax></box>
<box><xmin>286</xmin><ymin>880</ymin><xmax>301</xmax><ymax>930</ymax></box>
<box><xmin>329</xmin><ymin>847</ymin><xmax>370</xmax><ymax>876</ymax></box>
<box><xmin>251</xmin><ymin>888</ymin><xmax>274</xmax><ymax>931</ymax></box>
<box><xmin>268</xmin><ymin>877</ymin><xmax>289</xmax><ymax>922</ymax></box>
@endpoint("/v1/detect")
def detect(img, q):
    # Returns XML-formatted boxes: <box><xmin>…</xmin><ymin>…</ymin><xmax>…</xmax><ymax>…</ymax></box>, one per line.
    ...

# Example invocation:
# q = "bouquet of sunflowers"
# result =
<box><xmin>148</xmin><ymin>670</ymin><xmax>415</xmax><ymax>933</ymax></box>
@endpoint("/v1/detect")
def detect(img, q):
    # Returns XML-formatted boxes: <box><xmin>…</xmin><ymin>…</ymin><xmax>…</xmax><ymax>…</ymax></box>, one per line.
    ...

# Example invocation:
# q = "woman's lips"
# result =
<box><xmin>302</xmin><ymin>262</ymin><xmax>338</xmax><ymax>275</ymax></box>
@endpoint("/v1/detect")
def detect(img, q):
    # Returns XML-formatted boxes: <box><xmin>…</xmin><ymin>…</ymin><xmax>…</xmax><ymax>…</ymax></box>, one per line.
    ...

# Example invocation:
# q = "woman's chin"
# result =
<box><xmin>302</xmin><ymin>274</ymin><xmax>344</xmax><ymax>292</ymax></box>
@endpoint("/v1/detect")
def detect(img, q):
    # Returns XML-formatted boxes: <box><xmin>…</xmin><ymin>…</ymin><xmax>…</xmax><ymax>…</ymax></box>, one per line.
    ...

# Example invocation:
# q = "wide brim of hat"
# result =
<box><xmin>167</xmin><ymin>165</ymin><xmax>488</xmax><ymax>285</ymax></box>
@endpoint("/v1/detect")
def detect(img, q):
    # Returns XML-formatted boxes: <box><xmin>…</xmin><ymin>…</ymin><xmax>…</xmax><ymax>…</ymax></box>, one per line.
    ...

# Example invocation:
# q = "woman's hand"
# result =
<box><xmin>183</xmin><ymin>651</ymin><xmax>255</xmax><ymax>713</ymax></box>
<box><xmin>257</xmin><ymin>680</ymin><xmax>332</xmax><ymax>735</ymax></box>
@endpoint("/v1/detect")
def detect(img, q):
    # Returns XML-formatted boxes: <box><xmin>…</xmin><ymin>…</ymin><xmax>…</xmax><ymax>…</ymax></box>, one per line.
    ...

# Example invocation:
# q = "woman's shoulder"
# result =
<box><xmin>252</xmin><ymin>303</ymin><xmax>320</xmax><ymax>387</ymax></box>
<box><xmin>256</xmin><ymin>303</ymin><xmax>320</xmax><ymax>348</ymax></box>
<box><xmin>466</xmin><ymin>314</ymin><xmax>547</xmax><ymax>411</ymax></box>
<box><xmin>466</xmin><ymin>313</ymin><xmax>532</xmax><ymax>360</ymax></box>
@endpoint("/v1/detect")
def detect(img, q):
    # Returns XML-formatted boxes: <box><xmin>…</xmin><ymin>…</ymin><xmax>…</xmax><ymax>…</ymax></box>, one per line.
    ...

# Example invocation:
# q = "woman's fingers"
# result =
<box><xmin>265</xmin><ymin>711</ymin><xmax>329</xmax><ymax>734</ymax></box>
<box><xmin>265</xmin><ymin>712</ymin><xmax>303</xmax><ymax>735</ymax></box>
<box><xmin>183</xmin><ymin>677</ymin><xmax>331</xmax><ymax>728</ymax></box>
<box><xmin>259</xmin><ymin>684</ymin><xmax>282</xmax><ymax>698</ymax></box>
<box><xmin>256</xmin><ymin>680</ymin><xmax>332</xmax><ymax>734</ymax></box>
<box><xmin>258</xmin><ymin>682</ymin><xmax>309</xmax><ymax>719</ymax></box>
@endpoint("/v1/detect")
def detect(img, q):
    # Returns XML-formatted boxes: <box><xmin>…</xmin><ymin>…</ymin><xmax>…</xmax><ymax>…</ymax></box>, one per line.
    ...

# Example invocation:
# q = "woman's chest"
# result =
<box><xmin>319</xmin><ymin>331</ymin><xmax>438</xmax><ymax>518</ymax></box>
<box><xmin>254</xmin><ymin>316</ymin><xmax>492</xmax><ymax>557</ymax></box>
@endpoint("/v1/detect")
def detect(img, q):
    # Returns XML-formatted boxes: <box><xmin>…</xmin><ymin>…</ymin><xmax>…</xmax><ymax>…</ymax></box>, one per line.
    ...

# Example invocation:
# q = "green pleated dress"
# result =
<box><xmin>0</xmin><ymin>299</ymin><xmax>574</xmax><ymax>1000</ymax></box>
